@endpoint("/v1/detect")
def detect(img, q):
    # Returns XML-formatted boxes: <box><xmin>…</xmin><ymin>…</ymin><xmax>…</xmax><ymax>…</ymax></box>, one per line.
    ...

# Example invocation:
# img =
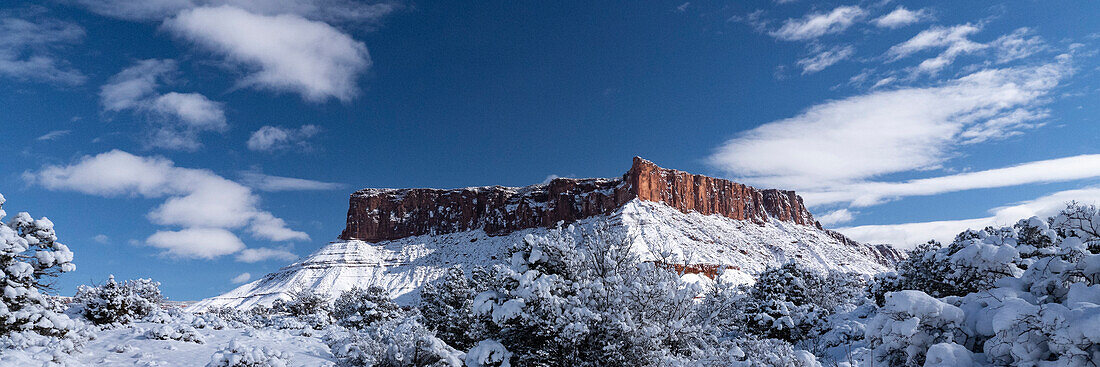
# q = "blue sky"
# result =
<box><xmin>2</xmin><ymin>0</ymin><xmax>1100</xmax><ymax>301</ymax></box>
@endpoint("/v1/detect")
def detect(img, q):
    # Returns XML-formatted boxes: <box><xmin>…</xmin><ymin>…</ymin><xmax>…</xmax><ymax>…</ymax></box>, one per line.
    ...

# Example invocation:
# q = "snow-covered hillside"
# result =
<box><xmin>191</xmin><ymin>200</ymin><xmax>899</xmax><ymax>311</ymax></box>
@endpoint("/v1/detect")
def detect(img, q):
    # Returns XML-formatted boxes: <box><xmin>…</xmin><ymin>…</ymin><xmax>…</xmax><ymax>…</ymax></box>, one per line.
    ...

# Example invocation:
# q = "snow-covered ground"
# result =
<box><xmin>192</xmin><ymin>199</ymin><xmax>898</xmax><ymax>311</ymax></box>
<box><xmin>0</xmin><ymin>322</ymin><xmax>338</xmax><ymax>366</ymax></box>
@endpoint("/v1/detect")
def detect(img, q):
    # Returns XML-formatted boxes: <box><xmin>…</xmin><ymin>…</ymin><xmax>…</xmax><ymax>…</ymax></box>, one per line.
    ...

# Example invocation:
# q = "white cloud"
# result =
<box><xmin>817</xmin><ymin>209</ymin><xmax>855</xmax><ymax>226</ymax></box>
<box><xmin>74</xmin><ymin>0</ymin><xmax>398</xmax><ymax>25</ymax></box>
<box><xmin>840</xmin><ymin>187</ymin><xmax>1100</xmax><ymax>247</ymax></box>
<box><xmin>164</xmin><ymin>6</ymin><xmax>371</xmax><ymax>102</ymax></box>
<box><xmin>100</xmin><ymin>59</ymin><xmax>227</xmax><ymax>150</ymax></box>
<box><xmin>73</xmin><ymin>0</ymin><xmax>196</xmax><ymax>21</ymax></box>
<box><xmin>146</xmin><ymin>228</ymin><xmax>245</xmax><ymax>259</ymax></box>
<box><xmin>805</xmin><ymin>154</ymin><xmax>1100</xmax><ymax>208</ymax></box>
<box><xmin>36</xmin><ymin>130</ymin><xmax>71</xmax><ymax>141</ymax></box>
<box><xmin>992</xmin><ymin>28</ymin><xmax>1047</xmax><ymax>64</ymax></box>
<box><xmin>25</xmin><ymin>150</ymin><xmax>309</xmax><ymax>259</ymax></box>
<box><xmin>0</xmin><ymin>15</ymin><xmax>85</xmax><ymax>84</ymax></box>
<box><xmin>93</xmin><ymin>234</ymin><xmax>110</xmax><ymax>244</ymax></box>
<box><xmin>246</xmin><ymin>125</ymin><xmax>321</xmax><ymax>152</ymax></box>
<box><xmin>235</xmin><ymin>247</ymin><xmax>297</xmax><ymax>263</ymax></box>
<box><xmin>770</xmin><ymin>6</ymin><xmax>864</xmax><ymax>41</ymax></box>
<box><xmin>872</xmin><ymin>6</ymin><xmax>930</xmax><ymax>29</ymax></box>
<box><xmin>709</xmin><ymin>60</ymin><xmax>1070</xmax><ymax>190</ymax></box>
<box><xmin>231</xmin><ymin>272</ymin><xmax>251</xmax><ymax>284</ymax></box>
<box><xmin>797</xmin><ymin>45</ymin><xmax>854</xmax><ymax>74</ymax></box>
<box><xmin>239</xmin><ymin>171</ymin><xmax>343</xmax><ymax>192</ymax></box>
<box><xmin>886</xmin><ymin>24</ymin><xmax>987</xmax><ymax>74</ymax></box>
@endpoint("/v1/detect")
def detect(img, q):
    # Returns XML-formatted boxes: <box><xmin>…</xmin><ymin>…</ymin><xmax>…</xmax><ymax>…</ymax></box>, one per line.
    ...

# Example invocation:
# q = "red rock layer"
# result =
<box><xmin>339</xmin><ymin>157</ymin><xmax>819</xmax><ymax>242</ymax></box>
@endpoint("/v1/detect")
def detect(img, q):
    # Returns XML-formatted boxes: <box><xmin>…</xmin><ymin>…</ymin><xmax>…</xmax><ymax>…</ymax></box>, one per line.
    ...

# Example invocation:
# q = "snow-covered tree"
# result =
<box><xmin>457</xmin><ymin>225</ymin><xmax>712</xmax><ymax>366</ymax></box>
<box><xmin>332</xmin><ymin>286</ymin><xmax>404</xmax><ymax>329</ymax></box>
<box><xmin>74</xmin><ymin>275</ymin><xmax>164</xmax><ymax>325</ymax></box>
<box><xmin>419</xmin><ymin>265</ymin><xmax>479</xmax><ymax>350</ymax></box>
<box><xmin>326</xmin><ymin>317</ymin><xmax>462</xmax><ymax>367</ymax></box>
<box><xmin>272</xmin><ymin>288</ymin><xmax>330</xmax><ymax>318</ymax></box>
<box><xmin>872</xmin><ymin>226</ymin><xmax>1024</xmax><ymax>304</ymax></box>
<box><xmin>0</xmin><ymin>192</ymin><xmax>80</xmax><ymax>348</ymax></box>
<box><xmin>864</xmin><ymin>290</ymin><xmax>964</xmax><ymax>367</ymax></box>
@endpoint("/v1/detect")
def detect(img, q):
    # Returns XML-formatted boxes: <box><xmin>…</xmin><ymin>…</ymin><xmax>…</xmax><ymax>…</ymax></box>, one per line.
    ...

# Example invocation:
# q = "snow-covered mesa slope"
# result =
<box><xmin>191</xmin><ymin>200</ymin><xmax>899</xmax><ymax>311</ymax></box>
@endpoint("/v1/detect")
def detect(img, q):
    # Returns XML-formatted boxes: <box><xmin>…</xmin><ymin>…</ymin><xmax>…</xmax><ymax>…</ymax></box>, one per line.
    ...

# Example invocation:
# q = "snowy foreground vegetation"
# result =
<box><xmin>2</xmin><ymin>192</ymin><xmax>1100</xmax><ymax>366</ymax></box>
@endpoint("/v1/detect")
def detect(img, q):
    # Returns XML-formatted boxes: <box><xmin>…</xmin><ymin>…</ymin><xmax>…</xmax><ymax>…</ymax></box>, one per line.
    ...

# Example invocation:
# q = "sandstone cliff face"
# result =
<box><xmin>340</xmin><ymin>157</ymin><xmax>825</xmax><ymax>242</ymax></box>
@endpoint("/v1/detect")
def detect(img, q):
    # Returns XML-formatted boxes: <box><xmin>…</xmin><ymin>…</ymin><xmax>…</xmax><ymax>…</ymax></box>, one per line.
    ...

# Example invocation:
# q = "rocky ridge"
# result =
<box><xmin>341</xmin><ymin>157</ymin><xmax>820</xmax><ymax>242</ymax></box>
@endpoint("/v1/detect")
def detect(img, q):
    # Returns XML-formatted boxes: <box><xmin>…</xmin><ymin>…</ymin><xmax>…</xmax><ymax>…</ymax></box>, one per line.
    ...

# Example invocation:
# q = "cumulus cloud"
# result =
<box><xmin>886</xmin><ymin>24</ymin><xmax>988</xmax><ymax>74</ymax></box>
<box><xmin>872</xmin><ymin>6</ymin><xmax>930</xmax><ymax>29</ymax></box>
<box><xmin>709</xmin><ymin>59</ymin><xmax>1070</xmax><ymax>190</ymax></box>
<box><xmin>239</xmin><ymin>171</ymin><xmax>343</xmax><ymax>192</ymax></box>
<box><xmin>236</xmin><ymin>247</ymin><xmax>297</xmax><ymax>263</ymax></box>
<box><xmin>231</xmin><ymin>272</ymin><xmax>251</xmax><ymax>284</ymax></box>
<box><xmin>164</xmin><ymin>6</ymin><xmax>371</xmax><ymax>102</ymax></box>
<box><xmin>0</xmin><ymin>15</ymin><xmax>85</xmax><ymax>84</ymax></box>
<box><xmin>93</xmin><ymin>234</ymin><xmax>110</xmax><ymax>244</ymax></box>
<box><xmin>246</xmin><ymin>125</ymin><xmax>321</xmax><ymax>152</ymax></box>
<box><xmin>770</xmin><ymin>6</ymin><xmax>864</xmax><ymax>41</ymax></box>
<box><xmin>797</xmin><ymin>45</ymin><xmax>854</xmax><ymax>74</ymax></box>
<box><xmin>146</xmin><ymin>228</ymin><xmax>245</xmax><ymax>259</ymax></box>
<box><xmin>100</xmin><ymin>59</ymin><xmax>227</xmax><ymax>150</ymax></box>
<box><xmin>840</xmin><ymin>187</ymin><xmax>1100</xmax><ymax>247</ymax></box>
<box><xmin>25</xmin><ymin>150</ymin><xmax>309</xmax><ymax>260</ymax></box>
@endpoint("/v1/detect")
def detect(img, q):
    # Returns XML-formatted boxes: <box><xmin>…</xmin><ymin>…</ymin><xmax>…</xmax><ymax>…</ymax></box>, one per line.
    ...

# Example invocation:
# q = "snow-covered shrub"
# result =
<box><xmin>465</xmin><ymin>339</ymin><xmax>510</xmax><ymax>367</ymax></box>
<box><xmin>727</xmin><ymin>262</ymin><xmax>832</xmax><ymax>343</ymax></box>
<box><xmin>272</xmin><ymin>288</ymin><xmax>329</xmax><ymax>317</ymax></box>
<box><xmin>0</xmin><ymin>193</ymin><xmax>80</xmax><ymax>345</ymax></box>
<box><xmin>268</xmin><ymin>289</ymin><xmax>332</xmax><ymax>329</ymax></box>
<box><xmin>327</xmin><ymin>316</ymin><xmax>463</xmax><ymax>367</ymax></box>
<box><xmin>74</xmin><ymin>275</ymin><xmax>164</xmax><ymax>325</ymax></box>
<box><xmin>332</xmin><ymin>286</ymin><xmax>403</xmax><ymax>329</ymax></box>
<box><xmin>872</xmin><ymin>226</ymin><xmax>1025</xmax><ymax>304</ymax></box>
<box><xmin>207</xmin><ymin>339</ymin><xmax>290</xmax><ymax>367</ymax></box>
<box><xmin>420</xmin><ymin>266</ymin><xmax>479</xmax><ymax>350</ymax></box>
<box><xmin>144</xmin><ymin>323</ymin><xmax>205</xmax><ymax>344</ymax></box>
<box><xmin>458</xmin><ymin>226</ymin><xmax>712</xmax><ymax>366</ymax></box>
<box><xmin>864</xmin><ymin>290</ymin><xmax>964</xmax><ymax>367</ymax></box>
<box><xmin>692</xmin><ymin>337</ymin><xmax>821</xmax><ymax>367</ymax></box>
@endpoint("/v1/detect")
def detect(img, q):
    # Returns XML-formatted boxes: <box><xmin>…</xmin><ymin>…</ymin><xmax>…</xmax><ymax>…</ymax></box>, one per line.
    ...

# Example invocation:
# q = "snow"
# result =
<box><xmin>0</xmin><ymin>322</ymin><xmax>337</xmax><ymax>366</ymax></box>
<box><xmin>465</xmin><ymin>339</ymin><xmax>511</xmax><ymax>367</ymax></box>
<box><xmin>191</xmin><ymin>200</ymin><xmax>896</xmax><ymax>311</ymax></box>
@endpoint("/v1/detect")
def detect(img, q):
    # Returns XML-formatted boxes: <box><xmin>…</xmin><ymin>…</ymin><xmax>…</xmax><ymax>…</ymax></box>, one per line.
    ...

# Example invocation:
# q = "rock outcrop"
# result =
<box><xmin>340</xmin><ymin>157</ymin><xmax>823</xmax><ymax>242</ymax></box>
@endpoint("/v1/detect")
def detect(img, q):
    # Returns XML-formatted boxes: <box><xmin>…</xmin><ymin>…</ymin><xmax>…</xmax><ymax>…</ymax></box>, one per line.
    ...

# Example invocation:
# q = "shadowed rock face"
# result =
<box><xmin>340</xmin><ymin>157</ymin><xmax>821</xmax><ymax>242</ymax></box>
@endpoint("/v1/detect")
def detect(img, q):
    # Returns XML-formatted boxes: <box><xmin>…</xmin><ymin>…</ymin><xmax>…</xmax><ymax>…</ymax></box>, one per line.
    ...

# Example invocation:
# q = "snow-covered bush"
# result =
<box><xmin>327</xmin><ymin>317</ymin><xmax>463</xmax><ymax>367</ymax></box>
<box><xmin>0</xmin><ymin>193</ymin><xmax>80</xmax><ymax>345</ymax></box>
<box><xmin>725</xmin><ymin>262</ymin><xmax>831</xmax><ymax>343</ymax></box>
<box><xmin>692</xmin><ymin>337</ymin><xmax>821</xmax><ymax>367</ymax></box>
<box><xmin>455</xmin><ymin>226</ymin><xmax>712</xmax><ymax>366</ymax></box>
<box><xmin>873</xmin><ymin>226</ymin><xmax>1025</xmax><ymax>304</ymax></box>
<box><xmin>74</xmin><ymin>275</ymin><xmax>164</xmax><ymax>325</ymax></box>
<box><xmin>144</xmin><ymin>323</ymin><xmax>205</xmax><ymax>344</ymax></box>
<box><xmin>207</xmin><ymin>339</ymin><xmax>290</xmax><ymax>367</ymax></box>
<box><xmin>465</xmin><ymin>339</ymin><xmax>510</xmax><ymax>367</ymax></box>
<box><xmin>864</xmin><ymin>290</ymin><xmax>964</xmax><ymax>367</ymax></box>
<box><xmin>272</xmin><ymin>288</ymin><xmax>330</xmax><ymax>318</ymax></box>
<box><xmin>854</xmin><ymin>208</ymin><xmax>1100</xmax><ymax>366</ymax></box>
<box><xmin>420</xmin><ymin>266</ymin><xmax>479</xmax><ymax>350</ymax></box>
<box><xmin>332</xmin><ymin>286</ymin><xmax>403</xmax><ymax>329</ymax></box>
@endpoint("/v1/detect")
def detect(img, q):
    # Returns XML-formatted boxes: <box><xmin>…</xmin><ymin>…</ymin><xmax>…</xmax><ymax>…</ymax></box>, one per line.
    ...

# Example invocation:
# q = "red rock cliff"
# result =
<box><xmin>340</xmin><ymin>157</ymin><xmax>820</xmax><ymax>242</ymax></box>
